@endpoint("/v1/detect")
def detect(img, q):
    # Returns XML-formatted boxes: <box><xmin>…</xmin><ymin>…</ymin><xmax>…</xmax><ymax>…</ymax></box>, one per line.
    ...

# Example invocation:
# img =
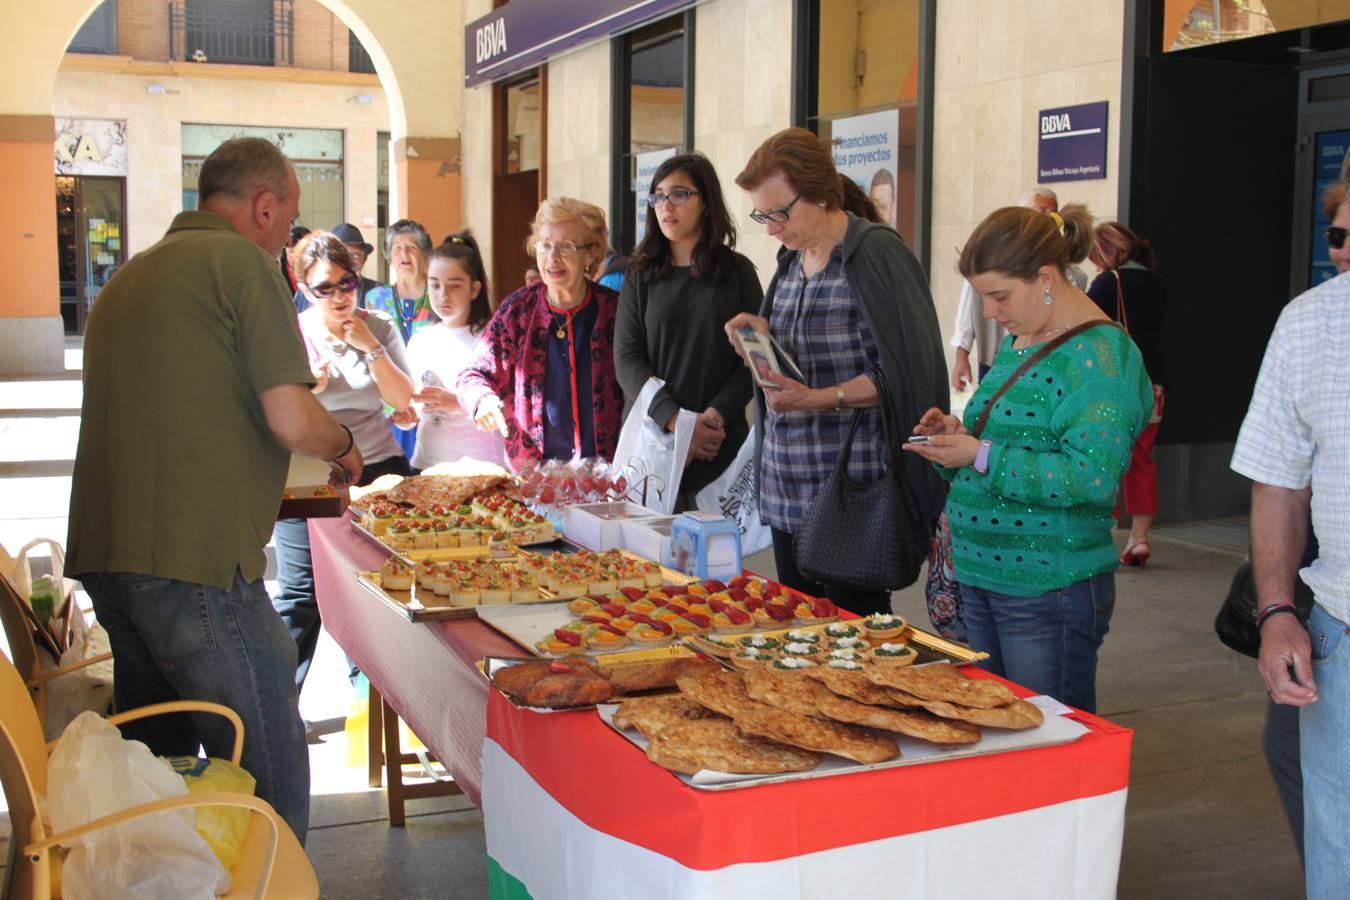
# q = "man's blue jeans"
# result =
<box><xmin>958</xmin><ymin>572</ymin><xmax>1115</xmax><ymax>713</ymax></box>
<box><xmin>81</xmin><ymin>570</ymin><xmax>310</xmax><ymax>844</ymax></box>
<box><xmin>1301</xmin><ymin>602</ymin><xmax>1350</xmax><ymax>897</ymax></box>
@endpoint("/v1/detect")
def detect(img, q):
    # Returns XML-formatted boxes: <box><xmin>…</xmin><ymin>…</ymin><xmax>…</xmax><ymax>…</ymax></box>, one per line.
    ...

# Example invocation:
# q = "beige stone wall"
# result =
<box><xmin>693</xmin><ymin>0</ymin><xmax>794</xmax><ymax>287</ymax></box>
<box><xmin>54</xmin><ymin>69</ymin><xmax>389</xmax><ymax>269</ymax></box>
<box><xmin>460</xmin><ymin>1</ymin><xmax>494</xmax><ymax>278</ymax></box>
<box><xmin>930</xmin><ymin>0</ymin><xmax>1125</xmax><ymax>355</ymax></box>
<box><xmin>545</xmin><ymin>42</ymin><xmax>612</xmax><ymax>215</ymax></box>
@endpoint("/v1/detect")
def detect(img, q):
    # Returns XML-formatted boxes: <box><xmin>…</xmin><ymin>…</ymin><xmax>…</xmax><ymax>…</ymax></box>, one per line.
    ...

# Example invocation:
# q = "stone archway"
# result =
<box><xmin>2</xmin><ymin>0</ymin><xmax>463</xmax><ymax>374</ymax></box>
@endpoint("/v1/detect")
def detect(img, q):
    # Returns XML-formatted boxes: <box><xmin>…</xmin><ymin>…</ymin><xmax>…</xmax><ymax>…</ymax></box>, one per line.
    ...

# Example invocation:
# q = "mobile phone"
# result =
<box><xmin>906</xmin><ymin>435</ymin><xmax>931</xmax><ymax>444</ymax></box>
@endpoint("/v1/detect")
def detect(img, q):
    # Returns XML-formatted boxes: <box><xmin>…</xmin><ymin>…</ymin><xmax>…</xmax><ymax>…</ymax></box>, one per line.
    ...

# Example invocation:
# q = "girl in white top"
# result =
<box><xmin>406</xmin><ymin>233</ymin><xmax>507</xmax><ymax>468</ymax></box>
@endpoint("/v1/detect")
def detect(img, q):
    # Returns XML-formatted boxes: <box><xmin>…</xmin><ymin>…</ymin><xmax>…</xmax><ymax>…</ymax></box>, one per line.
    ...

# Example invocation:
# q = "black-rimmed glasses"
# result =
<box><xmin>306</xmin><ymin>274</ymin><xmax>358</xmax><ymax>299</ymax></box>
<box><xmin>1326</xmin><ymin>227</ymin><xmax>1349</xmax><ymax>250</ymax></box>
<box><xmin>749</xmin><ymin>194</ymin><xmax>803</xmax><ymax>225</ymax></box>
<box><xmin>648</xmin><ymin>188</ymin><xmax>700</xmax><ymax>208</ymax></box>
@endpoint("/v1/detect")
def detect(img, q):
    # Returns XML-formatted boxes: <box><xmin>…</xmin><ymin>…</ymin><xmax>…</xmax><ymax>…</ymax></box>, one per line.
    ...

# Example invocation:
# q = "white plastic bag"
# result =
<box><xmin>612</xmin><ymin>378</ymin><xmax>696</xmax><ymax>515</ymax></box>
<box><xmin>695</xmin><ymin>433</ymin><xmax>773</xmax><ymax>555</ymax></box>
<box><xmin>48</xmin><ymin>712</ymin><xmax>229</xmax><ymax>899</ymax></box>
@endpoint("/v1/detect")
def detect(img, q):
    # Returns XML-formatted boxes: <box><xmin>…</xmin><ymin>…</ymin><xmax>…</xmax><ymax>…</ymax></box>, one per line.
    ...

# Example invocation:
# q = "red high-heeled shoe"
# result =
<box><xmin>1120</xmin><ymin>540</ymin><xmax>1150</xmax><ymax>568</ymax></box>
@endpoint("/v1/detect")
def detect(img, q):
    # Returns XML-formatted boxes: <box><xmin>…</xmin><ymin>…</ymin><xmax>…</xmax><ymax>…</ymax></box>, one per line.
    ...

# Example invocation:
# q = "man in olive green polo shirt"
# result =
<box><xmin>66</xmin><ymin>137</ymin><xmax>362</xmax><ymax>845</ymax></box>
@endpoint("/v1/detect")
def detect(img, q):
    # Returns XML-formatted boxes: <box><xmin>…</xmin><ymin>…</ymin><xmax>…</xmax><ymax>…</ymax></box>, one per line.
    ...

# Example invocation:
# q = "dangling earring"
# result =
<box><xmin>1043</xmin><ymin>289</ymin><xmax>1053</xmax><ymax>305</ymax></box>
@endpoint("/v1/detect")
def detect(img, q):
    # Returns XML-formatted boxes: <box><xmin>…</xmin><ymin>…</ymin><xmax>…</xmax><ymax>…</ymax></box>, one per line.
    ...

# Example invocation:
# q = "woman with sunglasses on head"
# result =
<box><xmin>615</xmin><ymin>153</ymin><xmax>763</xmax><ymax>504</ymax></box>
<box><xmin>457</xmin><ymin>198</ymin><xmax>624</xmax><ymax>469</ymax></box>
<box><xmin>274</xmin><ymin>231</ymin><xmax>416</xmax><ymax>691</ymax></box>
<box><xmin>725</xmin><ymin>128</ymin><xmax>949</xmax><ymax>617</ymax></box>
<box><xmin>1085</xmin><ymin>222</ymin><xmax>1168</xmax><ymax>569</ymax></box>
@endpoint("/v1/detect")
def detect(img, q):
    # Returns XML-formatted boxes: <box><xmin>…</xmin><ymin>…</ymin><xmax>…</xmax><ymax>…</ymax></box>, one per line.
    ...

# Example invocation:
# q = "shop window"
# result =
<box><xmin>800</xmin><ymin>0</ymin><xmax>921</xmax><ymax>247</ymax></box>
<box><xmin>1164</xmin><ymin>0</ymin><xmax>1350</xmax><ymax>52</ymax></box>
<box><xmin>181</xmin><ymin>124</ymin><xmax>344</xmax><ymax>229</ymax></box>
<box><xmin>68</xmin><ymin>0</ymin><xmax>118</xmax><ymax>55</ymax></box>
<box><xmin>612</xmin><ymin>14</ymin><xmax>691</xmax><ymax>252</ymax></box>
<box><xmin>503</xmin><ymin>76</ymin><xmax>543</xmax><ymax>175</ymax></box>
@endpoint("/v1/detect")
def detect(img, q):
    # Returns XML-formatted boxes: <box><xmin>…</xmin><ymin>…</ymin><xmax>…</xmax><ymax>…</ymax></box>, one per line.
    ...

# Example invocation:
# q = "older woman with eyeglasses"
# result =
<box><xmin>725</xmin><ymin>128</ymin><xmax>948</xmax><ymax>616</ymax></box>
<box><xmin>457</xmin><ymin>197</ymin><xmax>624</xmax><ymax>469</ymax></box>
<box><xmin>274</xmin><ymin>231</ymin><xmax>416</xmax><ymax>691</ymax></box>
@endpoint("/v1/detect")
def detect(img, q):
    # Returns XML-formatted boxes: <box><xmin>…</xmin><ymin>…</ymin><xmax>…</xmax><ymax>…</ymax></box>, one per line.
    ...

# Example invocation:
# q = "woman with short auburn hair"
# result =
<box><xmin>726</xmin><ymin>127</ymin><xmax>949</xmax><ymax>616</ymax></box>
<box><xmin>456</xmin><ymin>198</ymin><xmax>624</xmax><ymax>468</ymax></box>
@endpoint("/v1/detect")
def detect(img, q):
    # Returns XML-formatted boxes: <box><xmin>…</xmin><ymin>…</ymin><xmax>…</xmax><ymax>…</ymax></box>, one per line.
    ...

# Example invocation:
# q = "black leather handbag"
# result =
<box><xmin>794</xmin><ymin>370</ymin><xmax>926</xmax><ymax>590</ymax></box>
<box><xmin>1215</xmin><ymin>558</ymin><xmax>1314</xmax><ymax>659</ymax></box>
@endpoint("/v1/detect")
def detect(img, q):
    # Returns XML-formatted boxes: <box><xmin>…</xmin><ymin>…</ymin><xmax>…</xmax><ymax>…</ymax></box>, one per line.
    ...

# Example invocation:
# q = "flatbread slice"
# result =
<box><xmin>866</xmin><ymin>663</ymin><xmax>1017</xmax><ymax>709</ymax></box>
<box><xmin>612</xmin><ymin>694</ymin><xmax>718</xmax><ymax>738</ymax></box>
<box><xmin>812</xmin><ymin>687</ymin><xmax>981</xmax><ymax>745</ymax></box>
<box><xmin>677</xmin><ymin>669</ymin><xmax>756</xmax><ymax>718</ymax></box>
<box><xmin>645</xmin><ymin>719</ymin><xmax>820</xmax><ymax>775</ymax></box>
<box><xmin>742</xmin><ymin>667</ymin><xmax>824</xmax><ymax>716</ymax></box>
<box><xmin>731</xmin><ymin>703</ymin><xmax>899</xmax><ymax>764</ymax></box>
<box><xmin>907</xmin><ymin>696</ymin><xmax>1044</xmax><ymax>730</ymax></box>
<box><xmin>805</xmin><ymin>666</ymin><xmax>915</xmax><ymax>708</ymax></box>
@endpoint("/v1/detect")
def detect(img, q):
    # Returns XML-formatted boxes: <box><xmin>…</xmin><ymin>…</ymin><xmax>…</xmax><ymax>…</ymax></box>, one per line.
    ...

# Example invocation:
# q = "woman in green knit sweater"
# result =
<box><xmin>905</xmin><ymin>205</ymin><xmax>1153</xmax><ymax>712</ymax></box>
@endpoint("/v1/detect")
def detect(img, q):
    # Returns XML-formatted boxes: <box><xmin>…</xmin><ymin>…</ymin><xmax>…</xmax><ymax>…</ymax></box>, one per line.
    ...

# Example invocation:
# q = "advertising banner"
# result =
<box><xmin>633</xmin><ymin>146</ymin><xmax>678</xmax><ymax>246</ymax></box>
<box><xmin>830</xmin><ymin>110</ymin><xmax>900</xmax><ymax>228</ymax></box>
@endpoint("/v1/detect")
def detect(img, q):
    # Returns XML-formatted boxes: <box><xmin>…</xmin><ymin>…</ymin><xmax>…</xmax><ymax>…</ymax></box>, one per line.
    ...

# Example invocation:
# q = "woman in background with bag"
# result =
<box><xmin>1087</xmin><ymin>222</ymin><xmax>1168</xmax><ymax>568</ymax></box>
<box><xmin>726</xmin><ymin>128</ymin><xmax>948</xmax><ymax>616</ymax></box>
<box><xmin>906</xmin><ymin>205</ymin><xmax>1152</xmax><ymax>712</ymax></box>
<box><xmin>615</xmin><ymin>153</ymin><xmax>762</xmax><ymax>507</ymax></box>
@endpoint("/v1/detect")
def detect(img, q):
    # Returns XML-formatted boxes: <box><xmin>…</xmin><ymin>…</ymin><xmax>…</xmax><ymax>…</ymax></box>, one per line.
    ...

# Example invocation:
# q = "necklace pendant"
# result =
<box><xmin>555</xmin><ymin>327</ymin><xmax>566</xmax><ymax>339</ymax></box>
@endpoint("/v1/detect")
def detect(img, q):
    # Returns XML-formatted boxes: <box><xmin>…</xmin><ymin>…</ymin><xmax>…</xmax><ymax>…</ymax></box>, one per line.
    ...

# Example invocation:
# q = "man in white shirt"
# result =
<box><xmin>949</xmin><ymin>187</ymin><xmax>1087</xmax><ymax>390</ymax></box>
<box><xmin>1231</xmin><ymin>157</ymin><xmax>1350</xmax><ymax>897</ymax></box>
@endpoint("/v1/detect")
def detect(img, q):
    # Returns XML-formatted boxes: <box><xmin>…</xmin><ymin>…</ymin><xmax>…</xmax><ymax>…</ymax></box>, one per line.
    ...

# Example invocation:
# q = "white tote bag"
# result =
<box><xmin>694</xmin><ymin>433</ymin><xmax>773</xmax><ymax>555</ymax></box>
<box><xmin>611</xmin><ymin>378</ymin><xmax>696</xmax><ymax>515</ymax></box>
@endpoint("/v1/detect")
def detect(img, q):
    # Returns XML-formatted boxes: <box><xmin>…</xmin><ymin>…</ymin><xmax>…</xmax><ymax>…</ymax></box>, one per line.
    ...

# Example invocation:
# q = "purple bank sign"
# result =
<box><xmin>465</xmin><ymin>0</ymin><xmax>694</xmax><ymax>87</ymax></box>
<box><xmin>1036</xmin><ymin>101</ymin><xmax>1108</xmax><ymax>184</ymax></box>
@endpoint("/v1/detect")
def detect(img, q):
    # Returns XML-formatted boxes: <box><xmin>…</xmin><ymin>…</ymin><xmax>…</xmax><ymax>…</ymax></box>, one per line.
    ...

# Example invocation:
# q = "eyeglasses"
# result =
<box><xmin>1327</xmin><ymin>227</ymin><xmax>1349</xmax><ymax>250</ymax></box>
<box><xmin>535</xmin><ymin>240</ymin><xmax>595</xmax><ymax>258</ymax></box>
<box><xmin>749</xmin><ymin>194</ymin><xmax>803</xmax><ymax>225</ymax></box>
<box><xmin>306</xmin><ymin>274</ymin><xmax>358</xmax><ymax>299</ymax></box>
<box><xmin>648</xmin><ymin>188</ymin><xmax>700</xmax><ymax>208</ymax></box>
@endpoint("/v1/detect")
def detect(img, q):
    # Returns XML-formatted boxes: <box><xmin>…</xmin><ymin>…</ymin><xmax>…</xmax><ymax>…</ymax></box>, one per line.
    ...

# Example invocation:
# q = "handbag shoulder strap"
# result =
<box><xmin>1111</xmin><ymin>269</ymin><xmax>1130</xmax><ymax>334</ymax></box>
<box><xmin>971</xmin><ymin>321</ymin><xmax>1112</xmax><ymax>437</ymax></box>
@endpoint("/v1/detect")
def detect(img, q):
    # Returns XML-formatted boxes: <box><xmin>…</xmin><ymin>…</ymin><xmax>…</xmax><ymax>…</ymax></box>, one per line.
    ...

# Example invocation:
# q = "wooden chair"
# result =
<box><xmin>0</xmin><ymin>653</ymin><xmax>318</xmax><ymax>899</ymax></box>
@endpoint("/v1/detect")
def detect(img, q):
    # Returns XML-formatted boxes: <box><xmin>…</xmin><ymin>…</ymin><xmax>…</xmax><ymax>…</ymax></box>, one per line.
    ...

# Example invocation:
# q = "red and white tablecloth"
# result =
<box><xmin>310</xmin><ymin>517</ymin><xmax>1132</xmax><ymax>899</ymax></box>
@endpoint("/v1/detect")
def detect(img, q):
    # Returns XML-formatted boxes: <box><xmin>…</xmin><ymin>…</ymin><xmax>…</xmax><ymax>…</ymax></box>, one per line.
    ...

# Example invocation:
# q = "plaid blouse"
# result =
<box><xmin>760</xmin><ymin>247</ymin><xmax>885</xmax><ymax>531</ymax></box>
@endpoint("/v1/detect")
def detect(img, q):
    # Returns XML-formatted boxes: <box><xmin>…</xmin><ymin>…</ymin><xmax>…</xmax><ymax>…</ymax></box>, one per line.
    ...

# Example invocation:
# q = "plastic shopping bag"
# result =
<box><xmin>48</xmin><ymin>712</ymin><xmax>229</xmax><ymax>900</ymax></box>
<box><xmin>168</xmin><ymin>755</ymin><xmax>257</xmax><ymax>871</ymax></box>
<box><xmin>694</xmin><ymin>434</ymin><xmax>772</xmax><ymax>555</ymax></box>
<box><xmin>611</xmin><ymin>378</ymin><xmax>696</xmax><ymax>515</ymax></box>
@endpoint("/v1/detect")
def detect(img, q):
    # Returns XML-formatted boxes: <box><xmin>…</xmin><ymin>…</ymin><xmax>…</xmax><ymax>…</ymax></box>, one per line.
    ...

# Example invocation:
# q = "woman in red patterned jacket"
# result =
<box><xmin>457</xmin><ymin>197</ymin><xmax>624</xmax><ymax>470</ymax></box>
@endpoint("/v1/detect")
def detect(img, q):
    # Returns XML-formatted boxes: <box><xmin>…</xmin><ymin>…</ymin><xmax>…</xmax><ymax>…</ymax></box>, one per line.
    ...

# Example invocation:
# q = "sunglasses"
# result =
<box><xmin>750</xmin><ymin>194</ymin><xmax>803</xmax><ymax>225</ymax></box>
<box><xmin>1326</xmin><ymin>227</ymin><xmax>1349</xmax><ymax>250</ymax></box>
<box><xmin>306</xmin><ymin>274</ymin><xmax>358</xmax><ymax>299</ymax></box>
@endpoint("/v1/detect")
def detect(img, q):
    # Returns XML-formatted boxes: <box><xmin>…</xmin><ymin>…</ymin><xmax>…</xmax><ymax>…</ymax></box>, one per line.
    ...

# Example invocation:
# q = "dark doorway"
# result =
<box><xmin>492</xmin><ymin>69</ymin><xmax>545</xmax><ymax>303</ymax></box>
<box><xmin>56</xmin><ymin>175</ymin><xmax>127</xmax><ymax>335</ymax></box>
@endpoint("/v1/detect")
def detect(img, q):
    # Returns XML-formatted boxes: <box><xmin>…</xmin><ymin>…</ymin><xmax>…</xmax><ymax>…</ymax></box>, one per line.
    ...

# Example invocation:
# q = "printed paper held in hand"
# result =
<box><xmin>733</xmin><ymin>327</ymin><xmax>805</xmax><ymax>391</ymax></box>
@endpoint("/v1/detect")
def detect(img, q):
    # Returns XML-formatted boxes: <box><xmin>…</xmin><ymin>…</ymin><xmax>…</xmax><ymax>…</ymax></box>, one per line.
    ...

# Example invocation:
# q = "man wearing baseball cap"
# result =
<box><xmin>294</xmin><ymin>222</ymin><xmax>380</xmax><ymax>312</ymax></box>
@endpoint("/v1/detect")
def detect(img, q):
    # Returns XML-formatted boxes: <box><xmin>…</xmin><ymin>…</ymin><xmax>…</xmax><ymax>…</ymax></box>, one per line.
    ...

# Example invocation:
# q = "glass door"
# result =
<box><xmin>57</xmin><ymin>175</ymin><xmax>126</xmax><ymax>334</ymax></box>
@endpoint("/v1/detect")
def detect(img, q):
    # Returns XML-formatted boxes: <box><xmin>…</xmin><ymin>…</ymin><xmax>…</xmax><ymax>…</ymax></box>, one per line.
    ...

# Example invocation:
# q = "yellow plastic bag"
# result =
<box><xmin>166</xmin><ymin>756</ymin><xmax>256</xmax><ymax>871</ymax></box>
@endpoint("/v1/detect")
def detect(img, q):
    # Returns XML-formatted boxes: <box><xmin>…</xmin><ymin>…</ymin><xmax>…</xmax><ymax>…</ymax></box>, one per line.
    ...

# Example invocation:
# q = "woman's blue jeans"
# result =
<box><xmin>958</xmin><ymin>572</ymin><xmax>1115</xmax><ymax>713</ymax></box>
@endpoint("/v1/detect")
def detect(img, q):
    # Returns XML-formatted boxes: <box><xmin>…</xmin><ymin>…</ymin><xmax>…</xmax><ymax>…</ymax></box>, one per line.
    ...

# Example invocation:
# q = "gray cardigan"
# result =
<box><xmin>753</xmin><ymin>214</ymin><xmax>950</xmax><ymax>537</ymax></box>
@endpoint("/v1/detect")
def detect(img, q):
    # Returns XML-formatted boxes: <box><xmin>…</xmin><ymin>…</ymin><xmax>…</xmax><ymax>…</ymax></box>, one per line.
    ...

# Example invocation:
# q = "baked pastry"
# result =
<box><xmin>608</xmin><ymin>657</ymin><xmax>720</xmax><ymax>695</ymax></box>
<box><xmin>677</xmin><ymin>669</ymin><xmax>757</xmax><ymax>718</ymax></box>
<box><xmin>871</xmin><ymin>642</ymin><xmax>917</xmax><ymax>667</ymax></box>
<box><xmin>743</xmin><ymin>666</ymin><xmax>823</xmax><ymax>716</ymax></box>
<box><xmin>612</xmin><ymin>693</ymin><xmax>717</xmax><ymax>738</ymax></box>
<box><xmin>865</xmin><ymin>663</ymin><xmax>1017</xmax><ymax>709</ymax></box>
<box><xmin>731</xmin><ymin>700</ymin><xmax>899</xmax><ymax>764</ymax></box>
<box><xmin>812</xmin><ymin>687</ymin><xmax>981</xmax><ymax>745</ymax></box>
<box><xmin>645</xmin><ymin>719</ymin><xmax>820</xmax><ymax>775</ymax></box>
<box><xmin>861</xmin><ymin>613</ymin><xmax>908</xmax><ymax>641</ymax></box>
<box><xmin>804</xmin><ymin>666</ymin><xmax>909</xmax><ymax>708</ymax></box>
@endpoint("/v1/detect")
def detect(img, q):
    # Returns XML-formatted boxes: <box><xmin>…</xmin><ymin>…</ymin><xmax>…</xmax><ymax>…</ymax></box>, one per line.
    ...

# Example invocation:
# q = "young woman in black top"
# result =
<box><xmin>614</xmin><ymin>153</ymin><xmax>764</xmax><ymax>501</ymax></box>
